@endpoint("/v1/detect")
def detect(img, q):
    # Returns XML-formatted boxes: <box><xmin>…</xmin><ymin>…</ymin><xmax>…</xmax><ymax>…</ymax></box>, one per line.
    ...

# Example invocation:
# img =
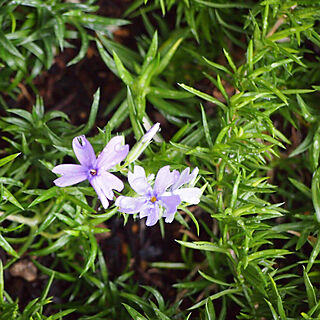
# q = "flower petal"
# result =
<box><xmin>145</xmin><ymin>204</ymin><xmax>160</xmax><ymax>227</ymax></box>
<box><xmin>142</xmin><ymin>122</ymin><xmax>160</xmax><ymax>143</ymax></box>
<box><xmin>189</xmin><ymin>167</ymin><xmax>199</xmax><ymax>183</ymax></box>
<box><xmin>139</xmin><ymin>205</ymin><xmax>150</xmax><ymax>218</ymax></box>
<box><xmin>90</xmin><ymin>177</ymin><xmax>109</xmax><ymax>209</ymax></box>
<box><xmin>128</xmin><ymin>165</ymin><xmax>151</xmax><ymax>195</ymax></box>
<box><xmin>52</xmin><ymin>164</ymin><xmax>88</xmax><ymax>187</ymax></box>
<box><xmin>171</xmin><ymin>167</ymin><xmax>199</xmax><ymax>190</ymax></box>
<box><xmin>159</xmin><ymin>194</ymin><xmax>181</xmax><ymax>215</ymax></box>
<box><xmin>52</xmin><ymin>164</ymin><xmax>87</xmax><ymax>175</ymax></box>
<box><xmin>72</xmin><ymin>135</ymin><xmax>96</xmax><ymax>168</ymax></box>
<box><xmin>173</xmin><ymin>187</ymin><xmax>201</xmax><ymax>204</ymax></box>
<box><xmin>154</xmin><ymin>165</ymin><xmax>176</xmax><ymax>195</ymax></box>
<box><xmin>171</xmin><ymin>168</ymin><xmax>190</xmax><ymax>190</ymax></box>
<box><xmin>116</xmin><ymin>196</ymin><xmax>146</xmax><ymax>214</ymax></box>
<box><xmin>163</xmin><ymin>212</ymin><xmax>175</xmax><ymax>223</ymax></box>
<box><xmin>96</xmin><ymin>171</ymin><xmax>124</xmax><ymax>198</ymax></box>
<box><xmin>96</xmin><ymin>136</ymin><xmax>129</xmax><ymax>170</ymax></box>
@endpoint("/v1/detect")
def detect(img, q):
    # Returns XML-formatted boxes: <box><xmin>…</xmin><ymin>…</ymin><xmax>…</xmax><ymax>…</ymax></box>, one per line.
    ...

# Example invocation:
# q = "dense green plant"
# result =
<box><xmin>0</xmin><ymin>0</ymin><xmax>128</xmax><ymax>95</ymax></box>
<box><xmin>1</xmin><ymin>0</ymin><xmax>320</xmax><ymax>319</ymax></box>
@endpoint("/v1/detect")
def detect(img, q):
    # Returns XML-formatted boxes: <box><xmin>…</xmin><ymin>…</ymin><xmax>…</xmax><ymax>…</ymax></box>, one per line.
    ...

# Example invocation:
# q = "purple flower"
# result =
<box><xmin>163</xmin><ymin>167</ymin><xmax>201</xmax><ymax>223</ymax></box>
<box><xmin>52</xmin><ymin>135</ymin><xmax>129</xmax><ymax>209</ymax></box>
<box><xmin>115</xmin><ymin>165</ymin><xmax>181</xmax><ymax>226</ymax></box>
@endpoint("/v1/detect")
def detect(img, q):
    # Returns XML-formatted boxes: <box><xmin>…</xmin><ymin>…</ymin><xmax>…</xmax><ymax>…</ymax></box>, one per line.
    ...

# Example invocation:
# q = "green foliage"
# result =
<box><xmin>0</xmin><ymin>0</ymin><xmax>128</xmax><ymax>95</ymax></box>
<box><xmin>1</xmin><ymin>0</ymin><xmax>320</xmax><ymax>319</ymax></box>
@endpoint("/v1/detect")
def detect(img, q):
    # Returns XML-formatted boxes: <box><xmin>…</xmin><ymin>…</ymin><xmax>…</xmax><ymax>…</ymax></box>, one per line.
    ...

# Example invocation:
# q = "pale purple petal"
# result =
<box><xmin>189</xmin><ymin>167</ymin><xmax>199</xmax><ymax>184</ymax></box>
<box><xmin>116</xmin><ymin>196</ymin><xmax>146</xmax><ymax>214</ymax></box>
<box><xmin>97</xmin><ymin>171</ymin><xmax>124</xmax><ymax>194</ymax></box>
<box><xmin>159</xmin><ymin>194</ymin><xmax>181</xmax><ymax>215</ymax></box>
<box><xmin>96</xmin><ymin>136</ymin><xmax>129</xmax><ymax>170</ymax></box>
<box><xmin>142</xmin><ymin>122</ymin><xmax>160</xmax><ymax>143</ymax></box>
<box><xmin>163</xmin><ymin>212</ymin><xmax>175</xmax><ymax>223</ymax></box>
<box><xmin>90</xmin><ymin>177</ymin><xmax>109</xmax><ymax>209</ymax></box>
<box><xmin>171</xmin><ymin>167</ymin><xmax>199</xmax><ymax>191</ymax></box>
<box><xmin>52</xmin><ymin>164</ymin><xmax>87</xmax><ymax>176</ymax></box>
<box><xmin>171</xmin><ymin>168</ymin><xmax>190</xmax><ymax>191</ymax></box>
<box><xmin>53</xmin><ymin>174</ymin><xmax>88</xmax><ymax>187</ymax></box>
<box><xmin>72</xmin><ymin>135</ymin><xmax>96</xmax><ymax>168</ymax></box>
<box><xmin>172</xmin><ymin>170</ymin><xmax>180</xmax><ymax>184</ymax></box>
<box><xmin>154</xmin><ymin>166</ymin><xmax>176</xmax><ymax>195</ymax></box>
<box><xmin>52</xmin><ymin>164</ymin><xmax>88</xmax><ymax>187</ymax></box>
<box><xmin>128</xmin><ymin>165</ymin><xmax>151</xmax><ymax>195</ymax></box>
<box><xmin>173</xmin><ymin>187</ymin><xmax>201</xmax><ymax>204</ymax></box>
<box><xmin>139</xmin><ymin>205</ymin><xmax>150</xmax><ymax>219</ymax></box>
<box><xmin>145</xmin><ymin>204</ymin><xmax>160</xmax><ymax>227</ymax></box>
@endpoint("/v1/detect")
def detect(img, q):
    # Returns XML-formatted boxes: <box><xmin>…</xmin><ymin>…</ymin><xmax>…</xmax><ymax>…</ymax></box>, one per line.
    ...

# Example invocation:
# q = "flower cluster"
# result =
<box><xmin>52</xmin><ymin>123</ymin><xmax>201</xmax><ymax>226</ymax></box>
<box><xmin>115</xmin><ymin>165</ymin><xmax>201</xmax><ymax>226</ymax></box>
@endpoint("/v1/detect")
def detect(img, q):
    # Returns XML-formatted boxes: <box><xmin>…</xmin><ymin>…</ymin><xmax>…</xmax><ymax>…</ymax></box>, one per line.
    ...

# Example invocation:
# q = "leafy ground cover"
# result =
<box><xmin>1</xmin><ymin>0</ymin><xmax>320</xmax><ymax>319</ymax></box>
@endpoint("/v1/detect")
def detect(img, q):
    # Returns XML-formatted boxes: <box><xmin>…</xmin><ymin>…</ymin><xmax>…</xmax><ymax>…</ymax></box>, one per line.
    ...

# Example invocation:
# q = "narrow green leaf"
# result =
<box><xmin>230</xmin><ymin>174</ymin><xmax>241</xmax><ymax>209</ymax></box>
<box><xmin>63</xmin><ymin>194</ymin><xmax>96</xmax><ymax>213</ymax></box>
<box><xmin>47</xmin><ymin>309</ymin><xmax>76</xmax><ymax>320</ymax></box>
<box><xmin>0</xmin><ymin>152</ymin><xmax>20</xmax><ymax>167</ymax></box>
<box><xmin>3</xmin><ymin>186</ymin><xmax>24</xmax><ymax>210</ymax></box>
<box><xmin>67</xmin><ymin>21</ymin><xmax>89</xmax><ymax>66</ymax></box>
<box><xmin>288</xmin><ymin>178</ymin><xmax>311</xmax><ymax>198</ymax></box>
<box><xmin>307</xmin><ymin>234</ymin><xmax>320</xmax><ymax>272</ymax></box>
<box><xmin>267</xmin><ymin>24</ymin><xmax>314</xmax><ymax>41</ymax></box>
<box><xmin>201</xmin><ymin>104</ymin><xmax>213</xmax><ymax>149</ymax></box>
<box><xmin>198</xmin><ymin>270</ymin><xmax>232</xmax><ymax>287</ymax></box>
<box><xmin>0</xmin><ymin>260</ymin><xmax>3</xmax><ymax>303</ymax></box>
<box><xmin>180</xmin><ymin>206</ymin><xmax>200</xmax><ymax>237</ymax></box>
<box><xmin>312</xmin><ymin>168</ymin><xmax>320</xmax><ymax>223</ymax></box>
<box><xmin>178</xmin><ymin>83</ymin><xmax>227</xmax><ymax>111</ymax></box>
<box><xmin>247</xmin><ymin>40</ymin><xmax>253</xmax><ymax>73</ymax></box>
<box><xmin>127</xmin><ymin>86</ymin><xmax>143</xmax><ymax>139</ymax></box>
<box><xmin>155</xmin><ymin>38</ymin><xmax>183</xmax><ymax>75</ymax></box>
<box><xmin>113</xmin><ymin>51</ymin><xmax>134</xmax><ymax>86</ymax></box>
<box><xmin>223</xmin><ymin>48</ymin><xmax>237</xmax><ymax>73</ymax></box>
<box><xmin>82</xmin><ymin>88</ymin><xmax>100</xmax><ymax>134</ymax></box>
<box><xmin>28</xmin><ymin>187</ymin><xmax>58</xmax><ymax>208</ymax></box>
<box><xmin>0</xmin><ymin>233</ymin><xmax>19</xmax><ymax>258</ymax></box>
<box><xmin>31</xmin><ymin>234</ymin><xmax>71</xmax><ymax>256</ymax></box>
<box><xmin>269</xmin><ymin>275</ymin><xmax>286</xmax><ymax>320</ymax></box>
<box><xmin>247</xmin><ymin>249</ymin><xmax>291</xmax><ymax>262</ymax></box>
<box><xmin>54</xmin><ymin>15</ymin><xmax>65</xmax><ymax>51</ymax></box>
<box><xmin>193</xmin><ymin>0</ymin><xmax>251</xmax><ymax>8</ymax></box>
<box><xmin>141</xmin><ymin>30</ymin><xmax>158</xmax><ymax>72</ymax></box>
<box><xmin>205</xmin><ymin>298</ymin><xmax>216</xmax><ymax>320</ymax></box>
<box><xmin>304</xmin><ymin>267</ymin><xmax>317</xmax><ymax>309</ymax></box>
<box><xmin>31</xmin><ymin>259</ymin><xmax>76</xmax><ymax>282</ymax></box>
<box><xmin>297</xmin><ymin>94</ymin><xmax>317</xmax><ymax>123</ymax></box>
<box><xmin>40</xmin><ymin>273</ymin><xmax>55</xmax><ymax>302</ymax></box>
<box><xmin>188</xmin><ymin>288</ymin><xmax>241</xmax><ymax>310</ymax></box>
<box><xmin>80</xmin><ymin>232</ymin><xmax>98</xmax><ymax>276</ymax></box>
<box><xmin>141</xmin><ymin>285</ymin><xmax>165</xmax><ymax>310</ymax></box>
<box><xmin>96</xmin><ymin>39</ymin><xmax>118</xmax><ymax>75</ymax></box>
<box><xmin>262</xmin><ymin>3</ymin><xmax>269</xmax><ymax>38</ymax></box>
<box><xmin>122</xmin><ymin>303</ymin><xmax>148</xmax><ymax>320</ymax></box>
<box><xmin>265</xmin><ymin>299</ymin><xmax>279</xmax><ymax>320</ymax></box>
<box><xmin>258</xmin><ymin>79</ymin><xmax>288</xmax><ymax>105</ymax></box>
<box><xmin>176</xmin><ymin>240</ymin><xmax>230</xmax><ymax>254</ymax></box>
<box><xmin>203</xmin><ymin>57</ymin><xmax>232</xmax><ymax>75</ymax></box>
